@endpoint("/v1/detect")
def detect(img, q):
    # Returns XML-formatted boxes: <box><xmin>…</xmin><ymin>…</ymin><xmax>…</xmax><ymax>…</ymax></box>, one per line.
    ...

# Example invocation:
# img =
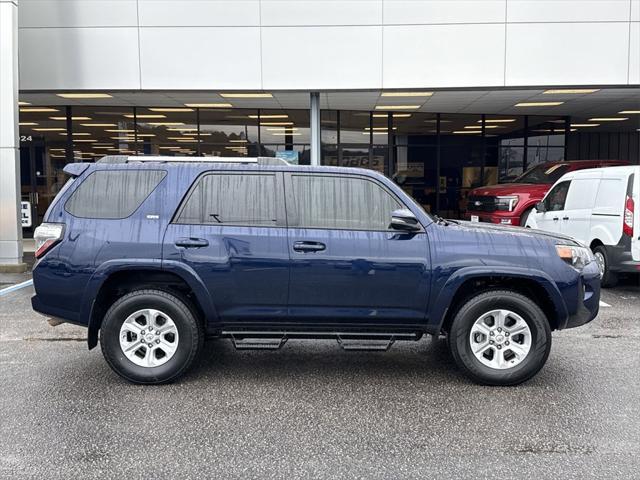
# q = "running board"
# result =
<box><xmin>223</xmin><ymin>330</ymin><xmax>421</xmax><ymax>351</ymax></box>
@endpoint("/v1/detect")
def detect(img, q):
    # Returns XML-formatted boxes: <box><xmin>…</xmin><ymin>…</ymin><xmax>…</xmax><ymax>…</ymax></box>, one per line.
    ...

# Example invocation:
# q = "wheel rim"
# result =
<box><xmin>594</xmin><ymin>251</ymin><xmax>606</xmax><ymax>277</ymax></box>
<box><xmin>119</xmin><ymin>309</ymin><xmax>179</xmax><ymax>368</ymax></box>
<box><xmin>469</xmin><ymin>309</ymin><xmax>532</xmax><ymax>370</ymax></box>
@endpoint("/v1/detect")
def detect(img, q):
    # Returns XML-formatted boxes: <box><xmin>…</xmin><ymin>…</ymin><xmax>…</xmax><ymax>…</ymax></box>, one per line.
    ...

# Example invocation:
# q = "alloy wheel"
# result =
<box><xmin>119</xmin><ymin>309</ymin><xmax>179</xmax><ymax>367</ymax></box>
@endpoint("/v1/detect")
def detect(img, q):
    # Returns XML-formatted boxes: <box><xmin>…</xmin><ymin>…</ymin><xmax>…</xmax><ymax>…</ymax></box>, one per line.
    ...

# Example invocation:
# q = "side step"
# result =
<box><xmin>223</xmin><ymin>330</ymin><xmax>421</xmax><ymax>351</ymax></box>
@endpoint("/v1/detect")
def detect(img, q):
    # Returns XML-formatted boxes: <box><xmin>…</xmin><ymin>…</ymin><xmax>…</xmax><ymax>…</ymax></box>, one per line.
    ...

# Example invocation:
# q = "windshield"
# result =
<box><xmin>513</xmin><ymin>163</ymin><xmax>571</xmax><ymax>185</ymax></box>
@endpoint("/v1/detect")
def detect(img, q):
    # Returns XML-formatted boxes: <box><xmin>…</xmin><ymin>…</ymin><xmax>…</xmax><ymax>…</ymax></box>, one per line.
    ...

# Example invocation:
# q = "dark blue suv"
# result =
<box><xmin>32</xmin><ymin>156</ymin><xmax>601</xmax><ymax>385</ymax></box>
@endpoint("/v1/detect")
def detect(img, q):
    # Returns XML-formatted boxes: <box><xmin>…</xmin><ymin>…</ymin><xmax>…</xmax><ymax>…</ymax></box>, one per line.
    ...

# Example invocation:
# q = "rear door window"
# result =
<box><xmin>289</xmin><ymin>174</ymin><xmax>402</xmax><ymax>230</ymax></box>
<box><xmin>65</xmin><ymin>170</ymin><xmax>166</xmax><ymax>219</ymax></box>
<box><xmin>564</xmin><ymin>179</ymin><xmax>599</xmax><ymax>210</ymax></box>
<box><xmin>176</xmin><ymin>173</ymin><xmax>277</xmax><ymax>226</ymax></box>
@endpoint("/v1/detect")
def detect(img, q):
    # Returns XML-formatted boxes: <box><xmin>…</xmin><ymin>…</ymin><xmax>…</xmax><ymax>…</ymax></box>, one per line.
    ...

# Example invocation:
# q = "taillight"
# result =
<box><xmin>33</xmin><ymin>223</ymin><xmax>65</xmax><ymax>259</ymax></box>
<box><xmin>623</xmin><ymin>196</ymin><xmax>634</xmax><ymax>237</ymax></box>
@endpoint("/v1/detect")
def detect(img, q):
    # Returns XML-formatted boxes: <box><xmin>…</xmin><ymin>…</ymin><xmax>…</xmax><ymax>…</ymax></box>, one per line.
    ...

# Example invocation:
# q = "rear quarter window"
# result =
<box><xmin>65</xmin><ymin>170</ymin><xmax>166</xmax><ymax>219</ymax></box>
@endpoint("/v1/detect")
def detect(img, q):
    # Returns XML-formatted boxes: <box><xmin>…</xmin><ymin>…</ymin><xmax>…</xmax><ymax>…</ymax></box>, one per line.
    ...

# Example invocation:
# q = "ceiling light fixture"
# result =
<box><xmin>248</xmin><ymin>114</ymin><xmax>288</xmax><ymax>119</ymax></box>
<box><xmin>184</xmin><ymin>103</ymin><xmax>232</xmax><ymax>108</ymax></box>
<box><xmin>33</xmin><ymin>128</ymin><xmax>65</xmax><ymax>131</ymax></box>
<box><xmin>260</xmin><ymin>122</ymin><xmax>294</xmax><ymax>126</ymax></box>
<box><xmin>229</xmin><ymin>139</ymin><xmax>248</xmax><ymax>143</ymax></box>
<box><xmin>148</xmin><ymin>108</ymin><xmax>194</xmax><ymax>112</ymax></box>
<box><xmin>381</xmin><ymin>92</ymin><xmax>433</xmax><ymax>97</ymax></box>
<box><xmin>146</xmin><ymin>122</ymin><xmax>186</xmax><ymax>126</ymax></box>
<box><xmin>588</xmin><ymin>117</ymin><xmax>628</xmax><ymax>121</ymax></box>
<box><xmin>270</xmin><ymin>132</ymin><xmax>301</xmax><ymax>136</ymax></box>
<box><xmin>479</xmin><ymin>119</ymin><xmax>517</xmax><ymax>123</ymax></box>
<box><xmin>50</xmin><ymin>116</ymin><xmax>91</xmax><ymax>120</ymax></box>
<box><xmin>124</xmin><ymin>114</ymin><xmax>165</xmax><ymax>119</ymax></box>
<box><xmin>19</xmin><ymin>122</ymin><xmax>38</xmax><ymax>126</ymax></box>
<box><xmin>618</xmin><ymin>110</ymin><xmax>640</xmax><ymax>114</ymax></box>
<box><xmin>56</xmin><ymin>93</ymin><xmax>113</xmax><ymax>99</ymax></box>
<box><xmin>375</xmin><ymin>105</ymin><xmax>421</xmax><ymax>110</ymax></box>
<box><xmin>21</xmin><ymin>107</ymin><xmax>59</xmax><ymax>113</ymax></box>
<box><xmin>105</xmin><ymin>129</ymin><xmax>135</xmax><ymax>133</ymax></box>
<box><xmin>453</xmin><ymin>130</ymin><xmax>482</xmax><ymax>134</ymax></box>
<box><xmin>543</xmin><ymin>89</ymin><xmax>599</xmax><ymax>94</ymax></box>
<box><xmin>515</xmin><ymin>102</ymin><xmax>564</xmax><ymax>107</ymax></box>
<box><xmin>220</xmin><ymin>93</ymin><xmax>272</xmax><ymax>98</ymax></box>
<box><xmin>570</xmin><ymin>123</ymin><xmax>600</xmax><ymax>127</ymax></box>
<box><xmin>80</xmin><ymin>123</ymin><xmax>117</xmax><ymax>127</ymax></box>
<box><xmin>18</xmin><ymin>101</ymin><xmax>31</xmax><ymax>106</ymax></box>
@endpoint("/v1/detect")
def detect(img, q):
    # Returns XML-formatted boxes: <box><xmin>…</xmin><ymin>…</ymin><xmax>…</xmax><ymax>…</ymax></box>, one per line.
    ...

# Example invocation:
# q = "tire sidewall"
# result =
<box><xmin>100</xmin><ymin>291</ymin><xmax>200</xmax><ymax>384</ymax></box>
<box><xmin>593</xmin><ymin>245</ymin><xmax>618</xmax><ymax>288</ymax></box>
<box><xmin>449</xmin><ymin>291</ymin><xmax>551</xmax><ymax>386</ymax></box>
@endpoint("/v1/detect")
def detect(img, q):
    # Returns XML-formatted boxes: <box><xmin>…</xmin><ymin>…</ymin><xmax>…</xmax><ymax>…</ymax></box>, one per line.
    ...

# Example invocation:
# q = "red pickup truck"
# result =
<box><xmin>466</xmin><ymin>160</ymin><xmax>628</xmax><ymax>226</ymax></box>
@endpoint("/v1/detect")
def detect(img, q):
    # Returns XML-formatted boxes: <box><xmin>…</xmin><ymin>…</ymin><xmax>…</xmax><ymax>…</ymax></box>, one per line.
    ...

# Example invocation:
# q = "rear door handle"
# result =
<box><xmin>293</xmin><ymin>241</ymin><xmax>326</xmax><ymax>253</ymax></box>
<box><xmin>562</xmin><ymin>216</ymin><xmax>569</xmax><ymax>220</ymax></box>
<box><xmin>552</xmin><ymin>217</ymin><xmax>559</xmax><ymax>221</ymax></box>
<box><xmin>175</xmin><ymin>237</ymin><xmax>209</xmax><ymax>248</ymax></box>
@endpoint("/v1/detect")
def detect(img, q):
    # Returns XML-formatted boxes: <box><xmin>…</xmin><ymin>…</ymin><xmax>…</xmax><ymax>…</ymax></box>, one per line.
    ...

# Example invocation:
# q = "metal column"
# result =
<box><xmin>310</xmin><ymin>92</ymin><xmax>321</xmax><ymax>166</ymax></box>
<box><xmin>0</xmin><ymin>0</ymin><xmax>26</xmax><ymax>271</ymax></box>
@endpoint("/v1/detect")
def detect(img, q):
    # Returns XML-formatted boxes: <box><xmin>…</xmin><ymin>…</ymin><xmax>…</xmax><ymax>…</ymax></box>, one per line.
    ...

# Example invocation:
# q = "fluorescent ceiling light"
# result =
<box><xmin>21</xmin><ymin>107</ymin><xmax>59</xmax><ymax>113</ymax></box>
<box><xmin>543</xmin><ymin>89</ymin><xmax>599</xmax><ymax>94</ymax></box>
<box><xmin>570</xmin><ymin>123</ymin><xmax>600</xmax><ymax>127</ymax></box>
<box><xmin>220</xmin><ymin>93</ymin><xmax>272</xmax><ymax>98</ymax></box>
<box><xmin>464</xmin><ymin>125</ymin><xmax>501</xmax><ymax>129</ymax></box>
<box><xmin>588</xmin><ymin>117</ymin><xmax>628</xmax><ymax>121</ymax></box>
<box><xmin>453</xmin><ymin>130</ymin><xmax>481</xmax><ymax>134</ymax></box>
<box><xmin>167</xmin><ymin>128</ymin><xmax>198</xmax><ymax>132</ymax></box>
<box><xmin>110</xmin><ymin>137</ymin><xmax>135</xmax><ymax>140</ymax></box>
<box><xmin>105</xmin><ymin>129</ymin><xmax>135</xmax><ymax>133</ymax></box>
<box><xmin>479</xmin><ymin>119</ymin><xmax>517</xmax><ymax>123</ymax></box>
<box><xmin>50</xmin><ymin>116</ymin><xmax>91</xmax><ymax>120</ymax></box>
<box><xmin>168</xmin><ymin>137</ymin><xmax>195</xmax><ymax>140</ymax></box>
<box><xmin>260</xmin><ymin>122</ymin><xmax>294</xmax><ymax>126</ymax></box>
<box><xmin>146</xmin><ymin>122</ymin><xmax>185</xmax><ymax>126</ymax></box>
<box><xmin>19</xmin><ymin>122</ymin><xmax>38</xmax><ymax>126</ymax></box>
<box><xmin>73</xmin><ymin>139</ymin><xmax>98</xmax><ymax>142</ymax></box>
<box><xmin>381</xmin><ymin>92</ymin><xmax>433</xmax><ymax>97</ymax></box>
<box><xmin>619</xmin><ymin>110</ymin><xmax>640</xmax><ymax>114</ymax></box>
<box><xmin>515</xmin><ymin>102</ymin><xmax>564</xmax><ymax>107</ymax></box>
<box><xmin>18</xmin><ymin>101</ymin><xmax>31</xmax><ymax>106</ymax></box>
<box><xmin>33</xmin><ymin>128</ymin><xmax>65</xmax><ymax>131</ymax></box>
<box><xmin>267</xmin><ymin>127</ymin><xmax>299</xmax><ymax>131</ymax></box>
<box><xmin>136</xmin><ymin>134</ymin><xmax>156</xmax><ymax>137</ymax></box>
<box><xmin>375</xmin><ymin>105</ymin><xmax>421</xmax><ymax>110</ymax></box>
<box><xmin>59</xmin><ymin>132</ymin><xmax>91</xmax><ymax>136</ymax></box>
<box><xmin>270</xmin><ymin>132</ymin><xmax>301</xmax><ymax>136</ymax></box>
<box><xmin>56</xmin><ymin>93</ymin><xmax>113</xmax><ymax>99</ymax></box>
<box><xmin>372</xmin><ymin>113</ymin><xmax>412</xmax><ymax>118</ymax></box>
<box><xmin>92</xmin><ymin>146</ymin><xmax>114</xmax><ymax>149</ymax></box>
<box><xmin>124</xmin><ymin>114</ymin><xmax>165</xmax><ymax>119</ymax></box>
<box><xmin>184</xmin><ymin>103</ymin><xmax>232</xmax><ymax>108</ymax></box>
<box><xmin>362</xmin><ymin>132</ymin><xmax>388</xmax><ymax>135</ymax></box>
<box><xmin>248</xmin><ymin>114</ymin><xmax>288</xmax><ymax>119</ymax></box>
<box><xmin>424</xmin><ymin>119</ymin><xmax>451</xmax><ymax>123</ymax></box>
<box><xmin>148</xmin><ymin>108</ymin><xmax>194</xmax><ymax>112</ymax></box>
<box><xmin>176</xmin><ymin>139</ymin><xmax>196</xmax><ymax>142</ymax></box>
<box><xmin>229</xmin><ymin>139</ymin><xmax>248</xmax><ymax>143</ymax></box>
<box><xmin>80</xmin><ymin>123</ymin><xmax>117</xmax><ymax>127</ymax></box>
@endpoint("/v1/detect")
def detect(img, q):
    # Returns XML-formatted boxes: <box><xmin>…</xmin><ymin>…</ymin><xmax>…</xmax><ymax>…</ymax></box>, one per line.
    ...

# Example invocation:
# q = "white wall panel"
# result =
<box><xmin>261</xmin><ymin>0</ymin><xmax>381</xmax><ymax>26</ymax></box>
<box><xmin>632</xmin><ymin>0</ymin><xmax>640</xmax><ymax>22</ymax></box>
<box><xmin>18</xmin><ymin>0</ymin><xmax>138</xmax><ymax>28</ymax></box>
<box><xmin>138</xmin><ymin>0</ymin><xmax>260</xmax><ymax>26</ymax></box>
<box><xmin>384</xmin><ymin>0</ymin><xmax>505</xmax><ymax>24</ymax></box>
<box><xmin>262</xmin><ymin>26</ymin><xmax>382</xmax><ymax>89</ymax></box>
<box><xmin>629</xmin><ymin>22</ymin><xmax>640</xmax><ymax>84</ymax></box>
<box><xmin>383</xmin><ymin>24</ymin><xmax>505</xmax><ymax>88</ymax></box>
<box><xmin>506</xmin><ymin>0</ymin><xmax>630</xmax><ymax>23</ymax></box>
<box><xmin>505</xmin><ymin>23</ymin><xmax>630</xmax><ymax>86</ymax></box>
<box><xmin>19</xmin><ymin>27</ymin><xmax>140</xmax><ymax>90</ymax></box>
<box><xmin>139</xmin><ymin>27</ymin><xmax>261</xmax><ymax>89</ymax></box>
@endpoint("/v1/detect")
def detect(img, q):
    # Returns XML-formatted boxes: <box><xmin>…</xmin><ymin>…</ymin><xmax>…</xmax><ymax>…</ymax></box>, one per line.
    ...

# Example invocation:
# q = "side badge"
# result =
<box><xmin>146</xmin><ymin>214</ymin><xmax>160</xmax><ymax>220</ymax></box>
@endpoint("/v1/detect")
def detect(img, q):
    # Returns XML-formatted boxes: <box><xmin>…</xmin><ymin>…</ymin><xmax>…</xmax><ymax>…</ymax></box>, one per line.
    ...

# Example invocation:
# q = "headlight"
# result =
<box><xmin>555</xmin><ymin>244</ymin><xmax>595</xmax><ymax>271</ymax></box>
<box><xmin>495</xmin><ymin>195</ymin><xmax>519</xmax><ymax>211</ymax></box>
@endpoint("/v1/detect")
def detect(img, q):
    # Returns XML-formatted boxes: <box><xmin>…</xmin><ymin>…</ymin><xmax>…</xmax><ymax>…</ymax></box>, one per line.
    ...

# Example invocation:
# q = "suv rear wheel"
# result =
<box><xmin>447</xmin><ymin>290</ymin><xmax>551</xmax><ymax>386</ymax></box>
<box><xmin>100</xmin><ymin>289</ymin><xmax>204</xmax><ymax>384</ymax></box>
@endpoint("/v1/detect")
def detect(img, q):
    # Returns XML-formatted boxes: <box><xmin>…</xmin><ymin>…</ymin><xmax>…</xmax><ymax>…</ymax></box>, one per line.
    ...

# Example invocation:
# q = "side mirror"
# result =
<box><xmin>390</xmin><ymin>209</ymin><xmax>421</xmax><ymax>232</ymax></box>
<box><xmin>535</xmin><ymin>201</ymin><xmax>546</xmax><ymax>213</ymax></box>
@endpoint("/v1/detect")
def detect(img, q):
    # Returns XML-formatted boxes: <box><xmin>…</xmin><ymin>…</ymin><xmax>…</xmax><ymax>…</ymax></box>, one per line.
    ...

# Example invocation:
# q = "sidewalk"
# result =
<box><xmin>0</xmin><ymin>239</ymin><xmax>35</xmax><ymax>289</ymax></box>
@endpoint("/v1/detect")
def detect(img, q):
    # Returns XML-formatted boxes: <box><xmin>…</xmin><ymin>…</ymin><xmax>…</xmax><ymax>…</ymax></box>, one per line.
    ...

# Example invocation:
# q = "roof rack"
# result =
<box><xmin>97</xmin><ymin>155</ymin><xmax>289</xmax><ymax>166</ymax></box>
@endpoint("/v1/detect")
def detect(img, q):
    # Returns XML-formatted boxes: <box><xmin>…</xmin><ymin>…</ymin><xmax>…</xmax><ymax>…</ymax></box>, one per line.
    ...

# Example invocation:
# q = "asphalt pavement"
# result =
<box><xmin>1</xmin><ymin>280</ymin><xmax>639</xmax><ymax>479</ymax></box>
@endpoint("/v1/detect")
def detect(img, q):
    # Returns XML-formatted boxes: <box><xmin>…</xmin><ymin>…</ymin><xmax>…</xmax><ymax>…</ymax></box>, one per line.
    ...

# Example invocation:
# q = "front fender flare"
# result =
<box><xmin>429</xmin><ymin>266</ymin><xmax>569</xmax><ymax>333</ymax></box>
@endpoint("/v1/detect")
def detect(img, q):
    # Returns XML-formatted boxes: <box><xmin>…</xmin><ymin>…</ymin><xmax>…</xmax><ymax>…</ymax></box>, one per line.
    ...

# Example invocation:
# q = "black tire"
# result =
<box><xmin>100</xmin><ymin>289</ymin><xmax>204</xmax><ymax>384</ymax></box>
<box><xmin>447</xmin><ymin>290</ymin><xmax>552</xmax><ymax>386</ymax></box>
<box><xmin>519</xmin><ymin>207</ymin><xmax>533</xmax><ymax>227</ymax></box>
<box><xmin>593</xmin><ymin>245</ymin><xmax>618</xmax><ymax>288</ymax></box>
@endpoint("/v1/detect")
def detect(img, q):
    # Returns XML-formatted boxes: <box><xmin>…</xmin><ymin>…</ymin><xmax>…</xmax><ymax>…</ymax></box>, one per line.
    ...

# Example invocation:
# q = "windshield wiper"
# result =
<box><xmin>434</xmin><ymin>215</ymin><xmax>459</xmax><ymax>226</ymax></box>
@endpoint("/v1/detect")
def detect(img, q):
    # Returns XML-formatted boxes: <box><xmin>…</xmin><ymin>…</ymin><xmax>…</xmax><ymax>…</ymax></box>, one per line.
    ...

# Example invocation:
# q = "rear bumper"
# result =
<box><xmin>31</xmin><ymin>294</ymin><xmax>85</xmax><ymax>327</ymax></box>
<box><xmin>604</xmin><ymin>236</ymin><xmax>640</xmax><ymax>273</ymax></box>
<box><xmin>466</xmin><ymin>210</ymin><xmax>522</xmax><ymax>226</ymax></box>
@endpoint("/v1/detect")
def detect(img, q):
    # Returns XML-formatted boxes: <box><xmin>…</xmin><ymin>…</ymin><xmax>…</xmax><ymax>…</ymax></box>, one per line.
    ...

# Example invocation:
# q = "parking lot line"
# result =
<box><xmin>0</xmin><ymin>279</ymin><xmax>33</xmax><ymax>296</ymax></box>
<box><xmin>599</xmin><ymin>300</ymin><xmax>611</xmax><ymax>307</ymax></box>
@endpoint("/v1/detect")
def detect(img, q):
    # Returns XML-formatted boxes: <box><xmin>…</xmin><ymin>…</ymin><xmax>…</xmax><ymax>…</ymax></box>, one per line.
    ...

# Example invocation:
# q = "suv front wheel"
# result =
<box><xmin>447</xmin><ymin>290</ymin><xmax>551</xmax><ymax>386</ymax></box>
<box><xmin>100</xmin><ymin>289</ymin><xmax>204</xmax><ymax>384</ymax></box>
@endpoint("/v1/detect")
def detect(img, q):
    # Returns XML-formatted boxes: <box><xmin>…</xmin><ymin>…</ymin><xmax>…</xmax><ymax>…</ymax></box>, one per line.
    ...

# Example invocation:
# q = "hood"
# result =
<box><xmin>452</xmin><ymin>220</ymin><xmax>580</xmax><ymax>245</ymax></box>
<box><xmin>469</xmin><ymin>183</ymin><xmax>551</xmax><ymax>197</ymax></box>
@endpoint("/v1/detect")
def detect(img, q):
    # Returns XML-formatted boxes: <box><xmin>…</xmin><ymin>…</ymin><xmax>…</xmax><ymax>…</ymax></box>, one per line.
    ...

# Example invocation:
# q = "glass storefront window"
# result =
<box><xmin>261</xmin><ymin>144</ymin><xmax>311</xmax><ymax>165</ymax></box>
<box><xmin>321</xmin><ymin>110</ymin><xmax>338</xmax><ymax>145</ymax></box>
<box><xmin>199</xmin><ymin>108</ymin><xmax>258</xmax><ymax>157</ymax></box>
<box><xmin>259</xmin><ymin>109</ymin><xmax>309</xmax><ymax>145</ymax></box>
<box><xmin>392</xmin><ymin>112</ymin><xmax>437</xmax><ymax>145</ymax></box>
<box><xmin>70</xmin><ymin>106</ymin><xmax>136</xmax><ymax>160</ymax></box>
<box><xmin>339</xmin><ymin>111</ymin><xmax>371</xmax><ymax>144</ymax></box>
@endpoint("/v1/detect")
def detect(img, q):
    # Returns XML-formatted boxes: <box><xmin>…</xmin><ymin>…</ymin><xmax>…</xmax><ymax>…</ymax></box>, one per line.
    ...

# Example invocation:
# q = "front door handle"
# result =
<box><xmin>552</xmin><ymin>217</ymin><xmax>559</xmax><ymax>221</ymax></box>
<box><xmin>562</xmin><ymin>216</ymin><xmax>569</xmax><ymax>220</ymax></box>
<box><xmin>175</xmin><ymin>237</ymin><xmax>209</xmax><ymax>248</ymax></box>
<box><xmin>293</xmin><ymin>241</ymin><xmax>326</xmax><ymax>253</ymax></box>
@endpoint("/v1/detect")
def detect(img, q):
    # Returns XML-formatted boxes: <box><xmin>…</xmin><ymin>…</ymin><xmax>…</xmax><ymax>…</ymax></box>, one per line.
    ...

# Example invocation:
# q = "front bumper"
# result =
<box><xmin>466</xmin><ymin>211</ymin><xmax>522</xmax><ymax>226</ymax></box>
<box><xmin>563</xmin><ymin>261</ymin><xmax>601</xmax><ymax>329</ymax></box>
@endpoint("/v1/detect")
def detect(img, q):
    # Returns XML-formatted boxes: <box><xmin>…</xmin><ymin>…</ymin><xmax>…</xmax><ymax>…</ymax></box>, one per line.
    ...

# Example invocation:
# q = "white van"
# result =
<box><xmin>526</xmin><ymin>166</ymin><xmax>639</xmax><ymax>287</ymax></box>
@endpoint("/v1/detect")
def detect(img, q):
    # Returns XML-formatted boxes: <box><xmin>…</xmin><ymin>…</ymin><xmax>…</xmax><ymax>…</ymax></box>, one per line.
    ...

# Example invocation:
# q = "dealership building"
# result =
<box><xmin>1</xmin><ymin>0</ymin><xmax>639</xmax><ymax>269</ymax></box>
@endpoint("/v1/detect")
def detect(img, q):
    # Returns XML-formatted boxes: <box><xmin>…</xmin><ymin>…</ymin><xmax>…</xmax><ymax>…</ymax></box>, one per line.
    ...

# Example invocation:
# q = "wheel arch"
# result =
<box><xmin>432</xmin><ymin>267</ymin><xmax>568</xmax><ymax>335</ymax></box>
<box><xmin>84</xmin><ymin>261</ymin><xmax>217</xmax><ymax>349</ymax></box>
